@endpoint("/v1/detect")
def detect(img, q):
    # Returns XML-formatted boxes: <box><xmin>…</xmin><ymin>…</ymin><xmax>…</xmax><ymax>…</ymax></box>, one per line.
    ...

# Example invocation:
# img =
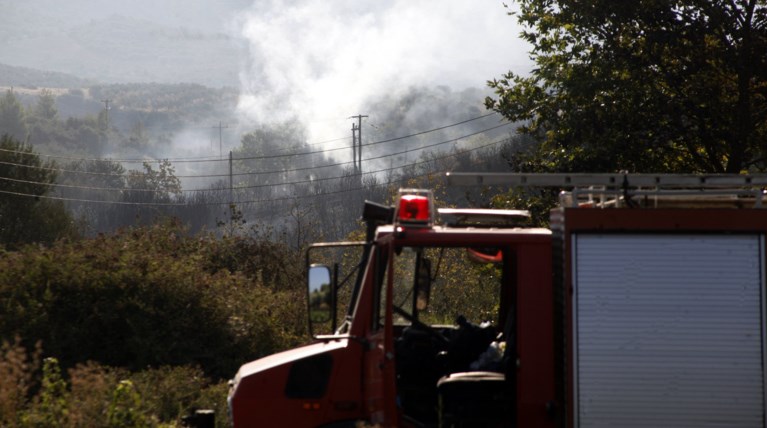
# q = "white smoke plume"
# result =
<box><xmin>236</xmin><ymin>0</ymin><xmax>531</xmax><ymax>153</ymax></box>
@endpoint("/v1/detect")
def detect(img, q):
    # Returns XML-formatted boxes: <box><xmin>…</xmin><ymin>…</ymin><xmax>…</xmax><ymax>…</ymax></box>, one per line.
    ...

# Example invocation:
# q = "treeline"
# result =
<box><xmin>57</xmin><ymin>131</ymin><xmax>521</xmax><ymax>245</ymax></box>
<box><xmin>1</xmin><ymin>81</ymin><xmax>521</xmax><ymax>246</ymax></box>
<box><xmin>0</xmin><ymin>129</ymin><xmax>523</xmax><ymax>249</ymax></box>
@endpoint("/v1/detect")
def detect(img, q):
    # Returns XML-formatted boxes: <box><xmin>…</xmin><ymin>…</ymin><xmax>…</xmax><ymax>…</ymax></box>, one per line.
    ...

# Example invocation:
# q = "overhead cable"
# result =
<box><xmin>0</xmin><ymin>112</ymin><xmax>499</xmax><ymax>164</ymax></box>
<box><xmin>0</xmin><ymin>120</ymin><xmax>512</xmax><ymax>180</ymax></box>
<box><xmin>0</xmin><ymin>136</ymin><xmax>512</xmax><ymax>204</ymax></box>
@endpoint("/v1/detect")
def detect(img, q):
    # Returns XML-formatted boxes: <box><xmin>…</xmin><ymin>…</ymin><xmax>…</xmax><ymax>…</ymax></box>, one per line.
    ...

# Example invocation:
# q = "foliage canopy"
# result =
<box><xmin>487</xmin><ymin>0</ymin><xmax>767</xmax><ymax>173</ymax></box>
<box><xmin>0</xmin><ymin>135</ymin><xmax>80</xmax><ymax>249</ymax></box>
<box><xmin>0</xmin><ymin>90</ymin><xmax>27</xmax><ymax>140</ymax></box>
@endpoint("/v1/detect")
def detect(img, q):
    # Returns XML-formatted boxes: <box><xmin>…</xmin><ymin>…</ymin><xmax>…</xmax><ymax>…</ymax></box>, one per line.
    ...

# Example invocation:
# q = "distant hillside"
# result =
<box><xmin>0</xmin><ymin>63</ymin><xmax>97</xmax><ymax>88</ymax></box>
<box><xmin>0</xmin><ymin>64</ymin><xmax>239</xmax><ymax>128</ymax></box>
<box><xmin>0</xmin><ymin>7</ymin><xmax>244</xmax><ymax>87</ymax></box>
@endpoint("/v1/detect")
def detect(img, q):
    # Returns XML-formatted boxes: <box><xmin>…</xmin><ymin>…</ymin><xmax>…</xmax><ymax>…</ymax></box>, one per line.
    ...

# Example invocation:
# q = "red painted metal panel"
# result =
<box><xmin>516</xmin><ymin>240</ymin><xmax>557</xmax><ymax>427</ymax></box>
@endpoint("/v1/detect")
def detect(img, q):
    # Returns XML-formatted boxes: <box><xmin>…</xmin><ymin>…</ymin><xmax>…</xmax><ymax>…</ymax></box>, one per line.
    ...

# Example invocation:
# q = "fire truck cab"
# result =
<box><xmin>230</xmin><ymin>173</ymin><xmax>767</xmax><ymax>427</ymax></box>
<box><xmin>228</xmin><ymin>189</ymin><xmax>555</xmax><ymax>427</ymax></box>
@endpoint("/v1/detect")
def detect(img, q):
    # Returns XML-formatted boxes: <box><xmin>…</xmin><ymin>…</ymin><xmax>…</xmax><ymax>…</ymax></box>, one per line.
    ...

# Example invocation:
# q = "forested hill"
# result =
<box><xmin>0</xmin><ymin>63</ymin><xmax>96</xmax><ymax>89</ymax></box>
<box><xmin>0</xmin><ymin>65</ymin><xmax>240</xmax><ymax>155</ymax></box>
<box><xmin>0</xmin><ymin>64</ymin><xmax>238</xmax><ymax>127</ymax></box>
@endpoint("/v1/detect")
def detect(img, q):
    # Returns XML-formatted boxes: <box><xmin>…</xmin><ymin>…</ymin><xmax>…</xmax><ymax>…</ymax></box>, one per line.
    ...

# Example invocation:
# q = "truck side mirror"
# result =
<box><xmin>308</xmin><ymin>264</ymin><xmax>333</xmax><ymax>329</ymax></box>
<box><xmin>415</xmin><ymin>258</ymin><xmax>432</xmax><ymax>311</ymax></box>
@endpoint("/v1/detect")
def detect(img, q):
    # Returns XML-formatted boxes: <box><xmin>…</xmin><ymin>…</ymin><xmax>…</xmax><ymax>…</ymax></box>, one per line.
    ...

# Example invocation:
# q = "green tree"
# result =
<box><xmin>59</xmin><ymin>158</ymin><xmax>127</xmax><ymax>202</ymax></box>
<box><xmin>487</xmin><ymin>0</ymin><xmax>767</xmax><ymax>173</ymax></box>
<box><xmin>124</xmin><ymin>160</ymin><xmax>181</xmax><ymax>204</ymax></box>
<box><xmin>0</xmin><ymin>135</ymin><xmax>79</xmax><ymax>249</ymax></box>
<box><xmin>0</xmin><ymin>90</ymin><xmax>27</xmax><ymax>140</ymax></box>
<box><xmin>63</xmin><ymin>115</ymin><xmax>104</xmax><ymax>154</ymax></box>
<box><xmin>26</xmin><ymin>89</ymin><xmax>61</xmax><ymax>150</ymax></box>
<box><xmin>33</xmin><ymin>89</ymin><xmax>59</xmax><ymax>123</ymax></box>
<box><xmin>236</xmin><ymin>122</ymin><xmax>307</xmax><ymax>191</ymax></box>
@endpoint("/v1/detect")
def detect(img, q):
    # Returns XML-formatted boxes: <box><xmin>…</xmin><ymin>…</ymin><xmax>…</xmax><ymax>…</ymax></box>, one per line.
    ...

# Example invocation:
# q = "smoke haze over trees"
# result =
<box><xmin>0</xmin><ymin>0</ymin><xmax>532</xmax><ymax>245</ymax></box>
<box><xmin>0</xmin><ymin>71</ymin><xmax>522</xmax><ymax>246</ymax></box>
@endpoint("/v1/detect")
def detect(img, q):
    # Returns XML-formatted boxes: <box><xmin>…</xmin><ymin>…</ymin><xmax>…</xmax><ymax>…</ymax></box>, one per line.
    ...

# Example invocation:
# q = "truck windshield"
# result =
<box><xmin>382</xmin><ymin>245</ymin><xmax>507</xmax><ymax>425</ymax></box>
<box><xmin>386</xmin><ymin>246</ymin><xmax>501</xmax><ymax>327</ymax></box>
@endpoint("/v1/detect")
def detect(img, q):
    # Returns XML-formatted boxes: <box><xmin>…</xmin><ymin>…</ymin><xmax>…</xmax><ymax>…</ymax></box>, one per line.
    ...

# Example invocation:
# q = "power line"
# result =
<box><xmin>0</xmin><ymin>121</ymin><xmax>513</xmax><ymax>183</ymax></box>
<box><xmin>0</xmin><ymin>188</ymin><xmax>183</xmax><ymax>206</ymax></box>
<box><xmin>0</xmin><ymin>148</ymin><xmax>224</xmax><ymax>164</ymax></box>
<box><xmin>228</xmin><ymin>125</ymin><xmax>511</xmax><ymax>192</ymax></box>
<box><xmin>0</xmin><ymin>135</ymin><xmax>513</xmax><ymax>205</ymax></box>
<box><xmin>0</xmin><ymin>112</ymin><xmax>500</xmax><ymax>164</ymax></box>
<box><xmin>1</xmin><ymin>123</ymin><xmax>512</xmax><ymax>193</ymax></box>
<box><xmin>0</xmin><ymin>175</ymin><xmax>183</xmax><ymax>194</ymax></box>
<box><xmin>226</xmin><ymin>112</ymin><xmax>500</xmax><ymax>163</ymax></box>
<box><xmin>0</xmin><ymin>134</ymin><xmax>353</xmax><ymax>164</ymax></box>
<box><xmin>305</xmin><ymin>135</ymin><xmax>352</xmax><ymax>147</ymax></box>
<box><xmin>363</xmin><ymin>112</ymin><xmax>499</xmax><ymax>146</ymax></box>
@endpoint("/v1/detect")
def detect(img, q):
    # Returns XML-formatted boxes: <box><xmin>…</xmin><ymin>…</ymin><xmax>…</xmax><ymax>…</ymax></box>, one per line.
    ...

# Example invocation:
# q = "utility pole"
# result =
<box><xmin>351</xmin><ymin>123</ymin><xmax>358</xmax><ymax>173</ymax></box>
<box><xmin>229</xmin><ymin>150</ymin><xmax>234</xmax><ymax>205</ymax></box>
<box><xmin>349</xmin><ymin>114</ymin><xmax>367</xmax><ymax>174</ymax></box>
<box><xmin>102</xmin><ymin>99</ymin><xmax>111</xmax><ymax>145</ymax></box>
<box><xmin>212</xmin><ymin>121</ymin><xmax>228</xmax><ymax>159</ymax></box>
<box><xmin>102</xmin><ymin>99</ymin><xmax>111</xmax><ymax>127</ymax></box>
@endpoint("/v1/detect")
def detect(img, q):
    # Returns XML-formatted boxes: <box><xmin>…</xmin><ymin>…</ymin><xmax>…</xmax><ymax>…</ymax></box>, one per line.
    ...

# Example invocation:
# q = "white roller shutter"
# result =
<box><xmin>574</xmin><ymin>234</ymin><xmax>765</xmax><ymax>428</ymax></box>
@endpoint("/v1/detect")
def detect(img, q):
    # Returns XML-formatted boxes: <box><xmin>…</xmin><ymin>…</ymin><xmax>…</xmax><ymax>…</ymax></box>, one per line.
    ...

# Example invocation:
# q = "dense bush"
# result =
<box><xmin>0</xmin><ymin>219</ymin><xmax>306</xmax><ymax>379</ymax></box>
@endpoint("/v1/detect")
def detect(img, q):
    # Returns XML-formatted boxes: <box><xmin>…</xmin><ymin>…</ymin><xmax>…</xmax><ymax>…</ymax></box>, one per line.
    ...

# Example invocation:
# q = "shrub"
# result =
<box><xmin>22</xmin><ymin>357</ymin><xmax>70</xmax><ymax>427</ymax></box>
<box><xmin>130</xmin><ymin>366</ymin><xmax>228</xmax><ymax>426</ymax></box>
<box><xmin>0</xmin><ymin>337</ymin><xmax>41</xmax><ymax>427</ymax></box>
<box><xmin>0</xmin><ymin>220</ymin><xmax>307</xmax><ymax>380</ymax></box>
<box><xmin>106</xmin><ymin>380</ymin><xmax>149</xmax><ymax>428</ymax></box>
<box><xmin>0</xmin><ymin>340</ymin><xmax>232</xmax><ymax>427</ymax></box>
<box><xmin>68</xmin><ymin>362</ymin><xmax>128</xmax><ymax>428</ymax></box>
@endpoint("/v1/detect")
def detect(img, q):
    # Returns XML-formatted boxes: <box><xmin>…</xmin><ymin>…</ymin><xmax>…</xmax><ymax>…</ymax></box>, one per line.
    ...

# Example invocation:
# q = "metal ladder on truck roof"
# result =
<box><xmin>445</xmin><ymin>172</ymin><xmax>767</xmax><ymax>208</ymax></box>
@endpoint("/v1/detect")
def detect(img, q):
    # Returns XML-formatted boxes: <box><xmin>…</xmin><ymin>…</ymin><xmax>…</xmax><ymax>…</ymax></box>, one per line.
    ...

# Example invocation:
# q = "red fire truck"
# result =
<box><xmin>228</xmin><ymin>173</ymin><xmax>767</xmax><ymax>427</ymax></box>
